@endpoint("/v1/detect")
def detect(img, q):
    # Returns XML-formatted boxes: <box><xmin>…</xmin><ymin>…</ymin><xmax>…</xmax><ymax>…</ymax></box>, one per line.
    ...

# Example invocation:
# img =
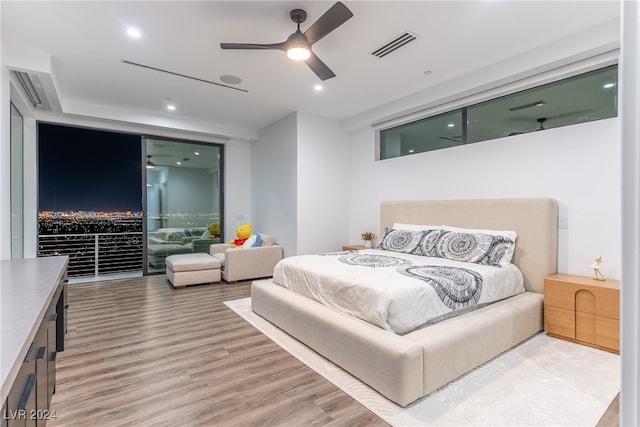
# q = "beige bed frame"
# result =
<box><xmin>251</xmin><ymin>198</ymin><xmax>558</xmax><ymax>406</ymax></box>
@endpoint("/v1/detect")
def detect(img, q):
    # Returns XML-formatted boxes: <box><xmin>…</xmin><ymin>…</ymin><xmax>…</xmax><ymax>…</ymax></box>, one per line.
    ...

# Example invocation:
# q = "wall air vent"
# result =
<box><xmin>12</xmin><ymin>70</ymin><xmax>52</xmax><ymax>111</ymax></box>
<box><xmin>371</xmin><ymin>32</ymin><xmax>419</xmax><ymax>58</ymax></box>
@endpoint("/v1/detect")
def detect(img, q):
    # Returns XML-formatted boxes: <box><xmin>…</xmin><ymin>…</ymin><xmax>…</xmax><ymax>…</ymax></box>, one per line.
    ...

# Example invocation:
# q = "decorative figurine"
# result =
<box><xmin>591</xmin><ymin>256</ymin><xmax>606</xmax><ymax>281</ymax></box>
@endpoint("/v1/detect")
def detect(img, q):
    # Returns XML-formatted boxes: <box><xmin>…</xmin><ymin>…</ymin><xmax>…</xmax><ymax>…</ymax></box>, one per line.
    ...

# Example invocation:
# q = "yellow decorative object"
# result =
<box><xmin>591</xmin><ymin>256</ymin><xmax>606</xmax><ymax>281</ymax></box>
<box><xmin>231</xmin><ymin>224</ymin><xmax>253</xmax><ymax>247</ymax></box>
<box><xmin>208</xmin><ymin>221</ymin><xmax>221</xmax><ymax>238</ymax></box>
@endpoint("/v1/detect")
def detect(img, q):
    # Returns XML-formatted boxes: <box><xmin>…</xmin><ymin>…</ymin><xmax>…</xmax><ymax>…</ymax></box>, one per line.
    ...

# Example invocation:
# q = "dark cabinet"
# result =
<box><xmin>34</xmin><ymin>322</ymin><xmax>48</xmax><ymax>427</ymax></box>
<box><xmin>4</xmin><ymin>344</ymin><xmax>37</xmax><ymax>427</ymax></box>
<box><xmin>46</xmin><ymin>312</ymin><xmax>57</xmax><ymax>408</ymax></box>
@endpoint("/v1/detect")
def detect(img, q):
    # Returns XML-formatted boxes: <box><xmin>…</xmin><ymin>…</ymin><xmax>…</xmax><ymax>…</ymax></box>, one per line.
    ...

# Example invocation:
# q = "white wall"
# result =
<box><xmin>296</xmin><ymin>113</ymin><xmax>350</xmax><ymax>254</ymax></box>
<box><xmin>2</xmin><ymin>64</ymin><xmax>38</xmax><ymax>259</ymax></box>
<box><xmin>222</xmin><ymin>139</ymin><xmax>251</xmax><ymax>242</ymax></box>
<box><xmin>0</xmin><ymin>36</ymin><xmax>10</xmax><ymax>259</ymax></box>
<box><xmin>348</xmin><ymin>118</ymin><xmax>622</xmax><ymax>280</ymax></box>
<box><xmin>22</xmin><ymin>115</ymin><xmax>37</xmax><ymax>258</ymax></box>
<box><xmin>251</xmin><ymin>112</ymin><xmax>351</xmax><ymax>257</ymax></box>
<box><xmin>252</xmin><ymin>113</ymin><xmax>297</xmax><ymax>256</ymax></box>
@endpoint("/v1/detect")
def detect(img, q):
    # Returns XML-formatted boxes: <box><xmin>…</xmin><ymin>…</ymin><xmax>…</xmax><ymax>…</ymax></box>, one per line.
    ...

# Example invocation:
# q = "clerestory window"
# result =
<box><xmin>378</xmin><ymin>65</ymin><xmax>618</xmax><ymax>160</ymax></box>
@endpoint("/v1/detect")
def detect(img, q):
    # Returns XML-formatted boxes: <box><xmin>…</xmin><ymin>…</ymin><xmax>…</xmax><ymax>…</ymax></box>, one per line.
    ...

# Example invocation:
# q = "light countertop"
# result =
<box><xmin>0</xmin><ymin>256</ymin><xmax>68</xmax><ymax>402</ymax></box>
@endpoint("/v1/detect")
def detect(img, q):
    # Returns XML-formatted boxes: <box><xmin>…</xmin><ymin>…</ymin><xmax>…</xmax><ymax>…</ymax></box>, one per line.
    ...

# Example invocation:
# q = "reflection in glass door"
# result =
<box><xmin>144</xmin><ymin>137</ymin><xmax>224</xmax><ymax>274</ymax></box>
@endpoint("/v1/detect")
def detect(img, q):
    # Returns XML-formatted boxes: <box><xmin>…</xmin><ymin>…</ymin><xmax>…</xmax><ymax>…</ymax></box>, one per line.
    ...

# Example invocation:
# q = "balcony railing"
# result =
<box><xmin>38</xmin><ymin>232</ymin><xmax>143</xmax><ymax>278</ymax></box>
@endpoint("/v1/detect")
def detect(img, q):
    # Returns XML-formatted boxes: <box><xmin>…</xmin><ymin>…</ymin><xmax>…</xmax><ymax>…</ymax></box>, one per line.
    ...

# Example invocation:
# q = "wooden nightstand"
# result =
<box><xmin>544</xmin><ymin>273</ymin><xmax>620</xmax><ymax>354</ymax></box>
<box><xmin>342</xmin><ymin>245</ymin><xmax>366</xmax><ymax>251</ymax></box>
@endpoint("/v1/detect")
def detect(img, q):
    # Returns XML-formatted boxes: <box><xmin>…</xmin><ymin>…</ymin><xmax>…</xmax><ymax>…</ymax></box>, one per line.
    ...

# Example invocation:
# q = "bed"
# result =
<box><xmin>251</xmin><ymin>198</ymin><xmax>558</xmax><ymax>406</ymax></box>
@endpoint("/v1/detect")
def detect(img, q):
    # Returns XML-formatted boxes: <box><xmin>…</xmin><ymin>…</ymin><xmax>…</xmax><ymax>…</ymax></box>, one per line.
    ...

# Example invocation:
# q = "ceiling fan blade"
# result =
<box><xmin>303</xmin><ymin>2</ymin><xmax>353</xmax><ymax>45</ymax></box>
<box><xmin>220</xmin><ymin>42</ymin><xmax>285</xmax><ymax>51</ymax></box>
<box><xmin>305</xmin><ymin>53</ymin><xmax>336</xmax><ymax>81</ymax></box>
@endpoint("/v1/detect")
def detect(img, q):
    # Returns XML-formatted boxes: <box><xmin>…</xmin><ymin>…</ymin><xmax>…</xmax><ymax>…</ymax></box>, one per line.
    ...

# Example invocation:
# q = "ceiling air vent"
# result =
<box><xmin>371</xmin><ymin>32</ymin><xmax>418</xmax><ymax>58</ymax></box>
<box><xmin>12</xmin><ymin>70</ymin><xmax>52</xmax><ymax>111</ymax></box>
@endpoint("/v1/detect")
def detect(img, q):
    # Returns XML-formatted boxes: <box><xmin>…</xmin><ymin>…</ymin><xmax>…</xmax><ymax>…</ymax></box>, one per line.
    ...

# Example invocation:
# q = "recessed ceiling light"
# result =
<box><xmin>408</xmin><ymin>149</ymin><xmax>415</xmax><ymax>153</ymax></box>
<box><xmin>167</xmin><ymin>104</ymin><xmax>176</xmax><ymax>111</ymax></box>
<box><xmin>194</xmin><ymin>151</ymin><xmax>200</xmax><ymax>156</ymax></box>
<box><xmin>126</xmin><ymin>27</ymin><xmax>142</xmax><ymax>39</ymax></box>
<box><xmin>447</xmin><ymin>123</ymin><xmax>454</xmax><ymax>128</ymax></box>
<box><xmin>176</xmin><ymin>161</ymin><xmax>182</xmax><ymax>165</ymax></box>
<box><xmin>603</xmin><ymin>82</ymin><xmax>616</xmax><ymax>89</ymax></box>
<box><xmin>314</xmin><ymin>84</ymin><xmax>323</xmax><ymax>91</ymax></box>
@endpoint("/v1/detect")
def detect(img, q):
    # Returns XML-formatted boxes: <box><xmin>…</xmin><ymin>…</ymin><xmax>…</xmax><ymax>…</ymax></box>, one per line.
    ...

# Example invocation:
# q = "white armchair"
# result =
<box><xmin>209</xmin><ymin>233</ymin><xmax>283</xmax><ymax>282</ymax></box>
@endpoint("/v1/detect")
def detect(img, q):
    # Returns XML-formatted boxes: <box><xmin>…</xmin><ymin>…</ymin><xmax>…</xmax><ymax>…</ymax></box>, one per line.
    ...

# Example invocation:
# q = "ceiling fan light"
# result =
<box><xmin>286</xmin><ymin>30</ymin><xmax>311</xmax><ymax>61</ymax></box>
<box><xmin>287</xmin><ymin>46</ymin><xmax>311</xmax><ymax>61</ymax></box>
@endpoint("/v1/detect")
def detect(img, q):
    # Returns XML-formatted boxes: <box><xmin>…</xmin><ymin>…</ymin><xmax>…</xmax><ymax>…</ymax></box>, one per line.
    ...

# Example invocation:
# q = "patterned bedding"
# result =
<box><xmin>272</xmin><ymin>248</ymin><xmax>524</xmax><ymax>335</ymax></box>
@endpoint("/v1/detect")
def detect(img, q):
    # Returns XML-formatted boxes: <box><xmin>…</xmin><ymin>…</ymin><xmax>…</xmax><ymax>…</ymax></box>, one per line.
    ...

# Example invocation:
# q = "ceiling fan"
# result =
<box><xmin>220</xmin><ymin>2</ymin><xmax>353</xmax><ymax>81</ymax></box>
<box><xmin>506</xmin><ymin>108</ymin><xmax>594</xmax><ymax>136</ymax></box>
<box><xmin>508</xmin><ymin>118</ymin><xmax>548</xmax><ymax>136</ymax></box>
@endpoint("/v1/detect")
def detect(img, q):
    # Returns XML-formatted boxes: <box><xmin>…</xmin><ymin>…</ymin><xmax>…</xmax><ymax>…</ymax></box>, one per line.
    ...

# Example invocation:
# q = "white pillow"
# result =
<box><xmin>442</xmin><ymin>225</ymin><xmax>517</xmax><ymax>240</ymax></box>
<box><xmin>259</xmin><ymin>234</ymin><xmax>276</xmax><ymax>246</ymax></box>
<box><xmin>392</xmin><ymin>223</ymin><xmax>442</xmax><ymax>231</ymax></box>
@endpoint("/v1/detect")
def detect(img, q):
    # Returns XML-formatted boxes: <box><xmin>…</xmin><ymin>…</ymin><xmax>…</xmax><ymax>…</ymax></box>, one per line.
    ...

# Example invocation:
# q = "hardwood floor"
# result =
<box><xmin>49</xmin><ymin>275</ymin><xmax>619</xmax><ymax>427</ymax></box>
<box><xmin>596</xmin><ymin>393</ymin><xmax>620</xmax><ymax>427</ymax></box>
<box><xmin>48</xmin><ymin>276</ymin><xmax>389</xmax><ymax>427</ymax></box>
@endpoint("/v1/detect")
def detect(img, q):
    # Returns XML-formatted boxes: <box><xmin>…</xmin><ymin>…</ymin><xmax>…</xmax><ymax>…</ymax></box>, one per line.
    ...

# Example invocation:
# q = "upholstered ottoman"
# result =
<box><xmin>165</xmin><ymin>253</ymin><xmax>221</xmax><ymax>288</ymax></box>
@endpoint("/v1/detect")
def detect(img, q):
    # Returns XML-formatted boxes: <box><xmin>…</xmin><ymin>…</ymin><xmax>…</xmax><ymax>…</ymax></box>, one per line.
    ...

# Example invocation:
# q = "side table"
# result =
<box><xmin>544</xmin><ymin>273</ymin><xmax>620</xmax><ymax>354</ymax></box>
<box><xmin>342</xmin><ymin>245</ymin><xmax>366</xmax><ymax>251</ymax></box>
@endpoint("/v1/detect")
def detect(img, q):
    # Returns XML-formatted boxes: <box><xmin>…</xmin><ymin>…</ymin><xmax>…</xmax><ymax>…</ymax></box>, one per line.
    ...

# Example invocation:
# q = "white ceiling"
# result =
<box><xmin>1</xmin><ymin>1</ymin><xmax>621</xmax><ymax>141</ymax></box>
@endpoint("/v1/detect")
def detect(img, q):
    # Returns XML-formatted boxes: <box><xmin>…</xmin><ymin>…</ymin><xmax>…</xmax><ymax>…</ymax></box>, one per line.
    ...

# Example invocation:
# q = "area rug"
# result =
<box><xmin>224</xmin><ymin>297</ymin><xmax>620</xmax><ymax>427</ymax></box>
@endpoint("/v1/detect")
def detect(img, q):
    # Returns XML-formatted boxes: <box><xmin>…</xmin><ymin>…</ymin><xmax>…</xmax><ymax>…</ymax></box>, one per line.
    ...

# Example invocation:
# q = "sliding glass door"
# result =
<box><xmin>144</xmin><ymin>137</ymin><xmax>224</xmax><ymax>274</ymax></box>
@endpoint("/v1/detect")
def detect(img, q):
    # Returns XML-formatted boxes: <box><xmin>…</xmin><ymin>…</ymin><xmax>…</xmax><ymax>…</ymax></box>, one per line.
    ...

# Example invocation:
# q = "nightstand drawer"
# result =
<box><xmin>575</xmin><ymin>311</ymin><xmax>596</xmax><ymax>343</ymax></box>
<box><xmin>575</xmin><ymin>290</ymin><xmax>596</xmax><ymax>314</ymax></box>
<box><xmin>595</xmin><ymin>291</ymin><xmax>620</xmax><ymax>319</ymax></box>
<box><xmin>596</xmin><ymin>316</ymin><xmax>620</xmax><ymax>351</ymax></box>
<box><xmin>544</xmin><ymin>305</ymin><xmax>574</xmax><ymax>338</ymax></box>
<box><xmin>544</xmin><ymin>279</ymin><xmax>576</xmax><ymax>308</ymax></box>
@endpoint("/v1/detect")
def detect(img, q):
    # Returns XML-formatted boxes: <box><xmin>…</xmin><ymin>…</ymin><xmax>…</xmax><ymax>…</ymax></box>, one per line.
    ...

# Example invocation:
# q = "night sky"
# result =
<box><xmin>38</xmin><ymin>123</ymin><xmax>142</xmax><ymax>212</ymax></box>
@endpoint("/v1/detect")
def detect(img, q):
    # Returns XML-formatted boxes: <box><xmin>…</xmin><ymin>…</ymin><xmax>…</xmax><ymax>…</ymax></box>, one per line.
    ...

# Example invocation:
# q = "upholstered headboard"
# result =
<box><xmin>380</xmin><ymin>198</ymin><xmax>558</xmax><ymax>294</ymax></box>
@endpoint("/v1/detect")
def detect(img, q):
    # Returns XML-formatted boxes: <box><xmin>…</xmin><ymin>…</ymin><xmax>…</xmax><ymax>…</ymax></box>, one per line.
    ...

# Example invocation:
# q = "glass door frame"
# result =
<box><xmin>142</xmin><ymin>135</ymin><xmax>225</xmax><ymax>275</ymax></box>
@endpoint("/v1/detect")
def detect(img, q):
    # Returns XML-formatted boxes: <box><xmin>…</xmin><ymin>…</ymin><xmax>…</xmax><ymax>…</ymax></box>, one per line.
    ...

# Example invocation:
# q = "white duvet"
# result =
<box><xmin>272</xmin><ymin>249</ymin><xmax>524</xmax><ymax>335</ymax></box>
